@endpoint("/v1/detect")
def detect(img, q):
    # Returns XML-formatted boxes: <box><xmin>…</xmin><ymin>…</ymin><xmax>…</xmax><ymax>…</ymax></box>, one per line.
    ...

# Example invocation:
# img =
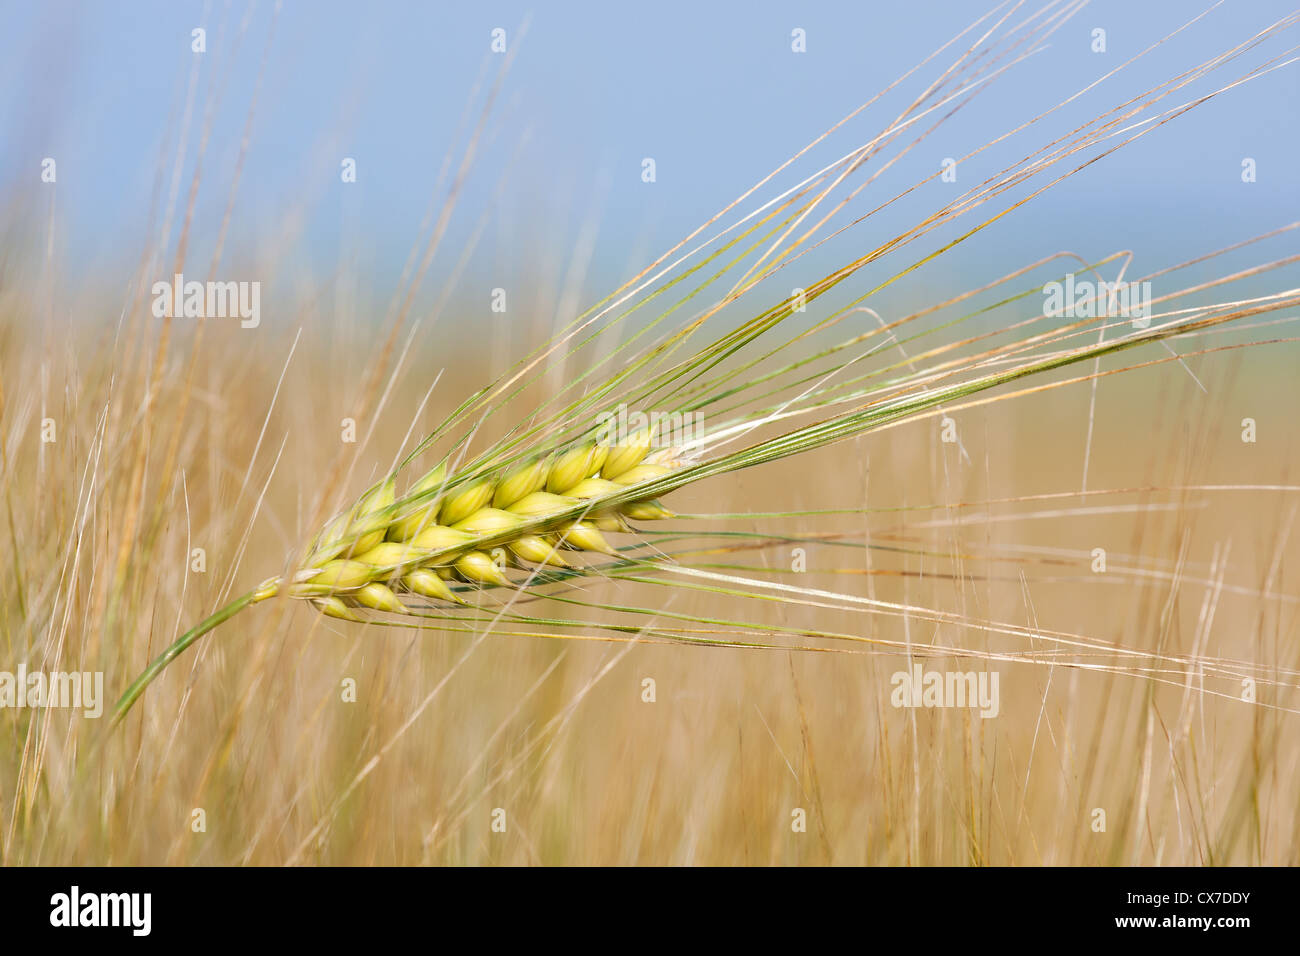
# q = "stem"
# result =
<box><xmin>111</xmin><ymin>587</ymin><xmax>265</xmax><ymax>725</ymax></box>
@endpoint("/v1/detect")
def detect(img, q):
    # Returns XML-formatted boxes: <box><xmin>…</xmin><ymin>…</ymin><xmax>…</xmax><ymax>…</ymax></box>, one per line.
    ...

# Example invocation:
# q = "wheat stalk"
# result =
<box><xmin>109</xmin><ymin>285</ymin><xmax>1299</xmax><ymax>723</ymax></box>
<box><xmin>108</xmin><ymin>2</ymin><xmax>1300</xmax><ymax>726</ymax></box>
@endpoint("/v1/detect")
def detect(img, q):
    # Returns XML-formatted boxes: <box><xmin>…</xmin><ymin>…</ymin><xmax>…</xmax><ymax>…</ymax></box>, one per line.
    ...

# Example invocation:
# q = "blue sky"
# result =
<box><xmin>4</xmin><ymin>1</ymin><xmax>1297</xmax><ymax>306</ymax></box>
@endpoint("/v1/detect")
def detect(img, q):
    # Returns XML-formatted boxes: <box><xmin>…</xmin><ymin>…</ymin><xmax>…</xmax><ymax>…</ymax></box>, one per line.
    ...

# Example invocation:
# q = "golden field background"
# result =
<box><xmin>1</xmin><ymin>289</ymin><xmax>1296</xmax><ymax>865</ymax></box>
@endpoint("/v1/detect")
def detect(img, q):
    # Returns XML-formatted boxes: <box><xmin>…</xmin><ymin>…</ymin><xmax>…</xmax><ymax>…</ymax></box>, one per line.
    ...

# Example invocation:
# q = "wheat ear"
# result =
<box><xmin>110</xmin><ymin>5</ymin><xmax>1300</xmax><ymax>723</ymax></box>
<box><xmin>109</xmin><ymin>430</ymin><xmax>676</xmax><ymax>722</ymax></box>
<box><xmin>286</xmin><ymin>430</ymin><xmax>675</xmax><ymax>616</ymax></box>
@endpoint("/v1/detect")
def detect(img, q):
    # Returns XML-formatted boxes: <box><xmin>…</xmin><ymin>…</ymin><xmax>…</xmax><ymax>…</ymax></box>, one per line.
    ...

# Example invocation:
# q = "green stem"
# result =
<box><xmin>111</xmin><ymin>587</ymin><xmax>265</xmax><ymax>725</ymax></box>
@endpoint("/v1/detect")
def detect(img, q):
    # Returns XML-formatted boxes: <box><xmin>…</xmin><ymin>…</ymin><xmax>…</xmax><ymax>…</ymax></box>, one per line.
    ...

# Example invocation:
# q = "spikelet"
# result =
<box><xmin>508</xmin><ymin>534</ymin><xmax>571</xmax><ymax>567</ymax></box>
<box><xmin>563</xmin><ymin>477</ymin><xmax>624</xmax><ymax>501</ymax></box>
<box><xmin>622</xmin><ymin>500</ymin><xmax>673</xmax><ymax>521</ymax></box>
<box><xmin>292</xmin><ymin>559</ymin><xmax>372</xmax><ymax>596</ymax></box>
<box><xmin>355</xmin><ymin>541</ymin><xmax>432</xmax><ymax>569</ymax></box>
<box><xmin>410</xmin><ymin>525</ymin><xmax>476</xmax><ymax>553</ymax></box>
<box><xmin>387</xmin><ymin>461</ymin><xmax>447</xmax><ymax>541</ymax></box>
<box><xmin>451</xmin><ymin>508</ymin><xmax>524</xmax><ymax>535</ymax></box>
<box><xmin>492</xmin><ymin>457</ymin><xmax>550</xmax><ymax>508</ymax></box>
<box><xmin>438</xmin><ymin>478</ymin><xmax>495</xmax><ymax>526</ymax></box>
<box><xmin>546</xmin><ymin>443</ymin><xmax>604</xmax><ymax>493</ymax></box>
<box><xmin>507</xmin><ymin>491</ymin><xmax>577</xmax><ymax>518</ymax></box>
<box><xmin>306</xmin><ymin>477</ymin><xmax>397</xmax><ymax>565</ymax></box>
<box><xmin>354</xmin><ymin>582</ymin><xmax>408</xmax><ymax>613</ymax></box>
<box><xmin>454</xmin><ymin>551</ymin><xmax>511</xmax><ymax>586</ymax></box>
<box><xmin>313</xmin><ymin>596</ymin><xmax>364</xmax><ymax>622</ymax></box>
<box><xmin>556</xmin><ymin>520</ymin><xmax>616</xmax><ymax>555</ymax></box>
<box><xmin>402</xmin><ymin>568</ymin><xmax>463</xmax><ymax>604</ymax></box>
<box><xmin>601</xmin><ymin>427</ymin><xmax>655</xmax><ymax>480</ymax></box>
<box><xmin>291</xmin><ymin>430</ymin><xmax>673</xmax><ymax>617</ymax></box>
<box><xmin>610</xmin><ymin>463</ymin><xmax>670</xmax><ymax>486</ymax></box>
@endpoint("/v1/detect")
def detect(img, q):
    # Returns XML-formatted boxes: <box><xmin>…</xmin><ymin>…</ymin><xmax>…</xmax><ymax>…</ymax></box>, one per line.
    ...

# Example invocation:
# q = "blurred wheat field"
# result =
<box><xmin>1</xmin><ymin>304</ymin><xmax>1296</xmax><ymax>865</ymax></box>
<box><xmin>3</xmin><ymin>1</ymin><xmax>1299</xmax><ymax>866</ymax></box>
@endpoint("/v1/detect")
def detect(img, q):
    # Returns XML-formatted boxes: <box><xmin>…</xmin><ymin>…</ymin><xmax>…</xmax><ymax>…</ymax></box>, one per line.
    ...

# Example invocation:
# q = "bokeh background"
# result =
<box><xmin>1</xmin><ymin>1</ymin><xmax>1297</xmax><ymax>864</ymax></box>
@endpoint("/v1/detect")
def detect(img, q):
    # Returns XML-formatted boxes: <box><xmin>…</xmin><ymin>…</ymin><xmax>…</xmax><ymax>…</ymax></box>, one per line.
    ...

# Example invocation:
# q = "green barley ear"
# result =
<box><xmin>277</xmin><ymin>432</ymin><xmax>681</xmax><ymax>618</ymax></box>
<box><xmin>111</xmin><ymin>7</ymin><xmax>1300</xmax><ymax>728</ymax></box>
<box><xmin>238</xmin><ymin>426</ymin><xmax>684</xmax><ymax>626</ymax></box>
